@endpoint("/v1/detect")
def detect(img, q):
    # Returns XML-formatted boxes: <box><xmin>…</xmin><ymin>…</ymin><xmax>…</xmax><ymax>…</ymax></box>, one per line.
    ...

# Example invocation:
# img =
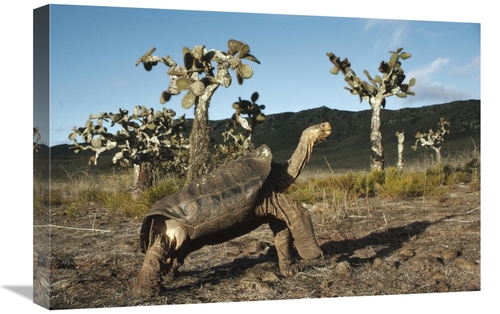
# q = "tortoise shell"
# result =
<box><xmin>140</xmin><ymin>145</ymin><xmax>273</xmax><ymax>249</ymax></box>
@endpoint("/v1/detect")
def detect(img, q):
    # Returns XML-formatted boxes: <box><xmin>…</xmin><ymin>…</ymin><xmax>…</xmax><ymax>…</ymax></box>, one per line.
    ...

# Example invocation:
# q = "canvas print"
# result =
<box><xmin>33</xmin><ymin>4</ymin><xmax>480</xmax><ymax>310</ymax></box>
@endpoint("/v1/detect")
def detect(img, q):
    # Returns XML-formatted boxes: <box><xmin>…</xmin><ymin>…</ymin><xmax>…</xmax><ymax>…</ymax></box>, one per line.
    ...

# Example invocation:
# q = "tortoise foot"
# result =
<box><xmin>133</xmin><ymin>270</ymin><xmax>165</xmax><ymax>298</ymax></box>
<box><xmin>279</xmin><ymin>263</ymin><xmax>301</xmax><ymax>277</ymax></box>
<box><xmin>297</xmin><ymin>246</ymin><xmax>323</xmax><ymax>260</ymax></box>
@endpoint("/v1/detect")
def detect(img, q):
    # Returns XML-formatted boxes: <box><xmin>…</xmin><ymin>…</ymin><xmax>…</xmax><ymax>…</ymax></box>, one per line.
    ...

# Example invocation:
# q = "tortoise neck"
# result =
<box><xmin>269</xmin><ymin>133</ymin><xmax>314</xmax><ymax>193</ymax></box>
<box><xmin>286</xmin><ymin>132</ymin><xmax>314</xmax><ymax>181</ymax></box>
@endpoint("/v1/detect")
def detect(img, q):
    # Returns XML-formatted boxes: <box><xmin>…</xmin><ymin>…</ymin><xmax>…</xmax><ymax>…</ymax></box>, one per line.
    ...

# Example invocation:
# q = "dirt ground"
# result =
<box><xmin>33</xmin><ymin>183</ymin><xmax>480</xmax><ymax>310</ymax></box>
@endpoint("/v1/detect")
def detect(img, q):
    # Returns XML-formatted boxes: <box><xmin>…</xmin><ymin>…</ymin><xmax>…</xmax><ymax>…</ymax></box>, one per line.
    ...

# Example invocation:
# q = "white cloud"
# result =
<box><xmin>364</xmin><ymin>19</ymin><xmax>381</xmax><ymax>31</ymax></box>
<box><xmin>407</xmin><ymin>57</ymin><xmax>450</xmax><ymax>84</ymax></box>
<box><xmin>412</xmin><ymin>82</ymin><xmax>468</xmax><ymax>103</ymax></box>
<box><xmin>403</xmin><ymin>57</ymin><xmax>471</xmax><ymax>106</ymax></box>
<box><xmin>390</xmin><ymin>24</ymin><xmax>407</xmax><ymax>48</ymax></box>
<box><xmin>364</xmin><ymin>19</ymin><xmax>409</xmax><ymax>50</ymax></box>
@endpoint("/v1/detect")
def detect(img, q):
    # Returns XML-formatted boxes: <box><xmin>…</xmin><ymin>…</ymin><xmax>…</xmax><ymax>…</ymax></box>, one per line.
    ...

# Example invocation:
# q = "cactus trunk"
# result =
<box><xmin>397</xmin><ymin>132</ymin><xmax>405</xmax><ymax>172</ymax></box>
<box><xmin>434</xmin><ymin>147</ymin><xmax>443</xmax><ymax>164</ymax></box>
<box><xmin>133</xmin><ymin>162</ymin><xmax>153</xmax><ymax>191</ymax></box>
<box><xmin>186</xmin><ymin>84</ymin><xmax>219</xmax><ymax>183</ymax></box>
<box><xmin>369</xmin><ymin>98</ymin><xmax>385</xmax><ymax>171</ymax></box>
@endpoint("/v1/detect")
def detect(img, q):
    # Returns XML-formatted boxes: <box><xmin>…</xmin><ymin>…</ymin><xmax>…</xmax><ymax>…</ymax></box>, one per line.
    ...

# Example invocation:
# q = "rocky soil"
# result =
<box><xmin>33</xmin><ymin>184</ymin><xmax>480</xmax><ymax>310</ymax></box>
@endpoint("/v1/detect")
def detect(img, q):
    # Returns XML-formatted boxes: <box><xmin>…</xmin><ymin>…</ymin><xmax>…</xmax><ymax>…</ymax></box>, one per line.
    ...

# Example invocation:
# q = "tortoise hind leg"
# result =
<box><xmin>133</xmin><ymin>233</ymin><xmax>171</xmax><ymax>297</ymax></box>
<box><xmin>133</xmin><ymin>219</ymin><xmax>187</xmax><ymax>297</ymax></box>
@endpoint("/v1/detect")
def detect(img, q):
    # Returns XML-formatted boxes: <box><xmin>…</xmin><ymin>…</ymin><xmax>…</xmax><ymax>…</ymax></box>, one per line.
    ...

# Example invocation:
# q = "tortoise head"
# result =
<box><xmin>307</xmin><ymin>122</ymin><xmax>332</xmax><ymax>145</ymax></box>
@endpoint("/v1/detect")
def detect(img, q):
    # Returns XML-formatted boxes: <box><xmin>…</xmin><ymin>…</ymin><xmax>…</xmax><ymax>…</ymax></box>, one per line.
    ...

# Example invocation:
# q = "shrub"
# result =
<box><xmin>141</xmin><ymin>177</ymin><xmax>184</xmax><ymax>206</ymax></box>
<box><xmin>377</xmin><ymin>167</ymin><xmax>427</xmax><ymax>200</ymax></box>
<box><xmin>287</xmin><ymin>178</ymin><xmax>317</xmax><ymax>204</ymax></box>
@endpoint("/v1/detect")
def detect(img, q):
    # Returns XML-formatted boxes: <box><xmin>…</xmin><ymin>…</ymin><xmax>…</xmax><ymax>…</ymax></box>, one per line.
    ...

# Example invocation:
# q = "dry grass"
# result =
<box><xmin>289</xmin><ymin>149</ymin><xmax>480</xmax><ymax>226</ymax></box>
<box><xmin>34</xmin><ymin>148</ymin><xmax>479</xmax><ymax>222</ymax></box>
<box><xmin>33</xmin><ymin>167</ymin><xmax>184</xmax><ymax>218</ymax></box>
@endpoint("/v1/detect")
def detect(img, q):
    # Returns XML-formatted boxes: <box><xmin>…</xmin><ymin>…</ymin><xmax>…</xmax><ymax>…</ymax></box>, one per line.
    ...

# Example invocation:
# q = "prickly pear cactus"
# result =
<box><xmin>326</xmin><ymin>48</ymin><xmax>416</xmax><ymax>171</ymax></box>
<box><xmin>229</xmin><ymin>92</ymin><xmax>266</xmax><ymax>148</ymax></box>
<box><xmin>135</xmin><ymin>39</ymin><xmax>261</xmax><ymax>182</ymax></box>
<box><xmin>68</xmin><ymin>106</ymin><xmax>189</xmax><ymax>189</ymax></box>
<box><xmin>412</xmin><ymin>117</ymin><xmax>450</xmax><ymax>164</ymax></box>
<box><xmin>135</xmin><ymin>39</ymin><xmax>260</xmax><ymax>110</ymax></box>
<box><xmin>327</xmin><ymin>48</ymin><xmax>415</xmax><ymax>104</ymax></box>
<box><xmin>215</xmin><ymin>92</ymin><xmax>267</xmax><ymax>165</ymax></box>
<box><xmin>33</xmin><ymin>127</ymin><xmax>41</xmax><ymax>153</ymax></box>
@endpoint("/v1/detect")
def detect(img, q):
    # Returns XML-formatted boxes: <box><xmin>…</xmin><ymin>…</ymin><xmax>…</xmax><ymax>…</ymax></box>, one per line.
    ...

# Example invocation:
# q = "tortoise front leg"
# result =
<box><xmin>257</xmin><ymin>186</ymin><xmax>323</xmax><ymax>260</ymax></box>
<box><xmin>268</xmin><ymin>218</ymin><xmax>300</xmax><ymax>276</ymax></box>
<box><xmin>282</xmin><ymin>195</ymin><xmax>323</xmax><ymax>260</ymax></box>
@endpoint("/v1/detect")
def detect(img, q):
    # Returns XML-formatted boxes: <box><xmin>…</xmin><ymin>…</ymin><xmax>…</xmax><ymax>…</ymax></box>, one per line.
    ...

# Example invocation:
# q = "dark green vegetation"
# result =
<box><xmin>35</xmin><ymin>99</ymin><xmax>480</xmax><ymax>179</ymax></box>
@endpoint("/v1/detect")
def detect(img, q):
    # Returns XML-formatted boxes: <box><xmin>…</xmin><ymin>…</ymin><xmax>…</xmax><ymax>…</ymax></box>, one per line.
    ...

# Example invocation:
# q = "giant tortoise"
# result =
<box><xmin>133</xmin><ymin>122</ymin><xmax>331</xmax><ymax>297</ymax></box>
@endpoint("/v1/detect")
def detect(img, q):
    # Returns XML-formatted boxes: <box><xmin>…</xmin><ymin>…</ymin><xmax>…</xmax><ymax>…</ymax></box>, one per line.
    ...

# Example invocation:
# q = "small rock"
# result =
<box><xmin>227</xmin><ymin>246</ymin><xmax>242</xmax><ymax>256</ymax></box>
<box><xmin>371</xmin><ymin>257</ymin><xmax>387</xmax><ymax>270</ymax></box>
<box><xmin>335</xmin><ymin>261</ymin><xmax>352</xmax><ymax>276</ymax></box>
<box><xmin>261</xmin><ymin>272</ymin><xmax>280</xmax><ymax>283</ymax></box>
<box><xmin>245</xmin><ymin>262</ymin><xmax>279</xmax><ymax>279</ymax></box>
<box><xmin>51</xmin><ymin>279</ymin><xmax>71</xmax><ymax>290</ymax></box>
<box><xmin>245</xmin><ymin>240</ymin><xmax>267</xmax><ymax>254</ymax></box>
<box><xmin>96</xmin><ymin>268</ymin><xmax>115</xmax><ymax>277</ymax></box>
<box><xmin>239</xmin><ymin>278</ymin><xmax>270</xmax><ymax>292</ymax></box>
<box><xmin>399</xmin><ymin>248</ymin><xmax>415</xmax><ymax>260</ymax></box>
<box><xmin>432</xmin><ymin>272</ymin><xmax>446</xmax><ymax>282</ymax></box>
<box><xmin>454</xmin><ymin>257</ymin><xmax>478</xmax><ymax>271</ymax></box>
<box><xmin>442</xmin><ymin>248</ymin><xmax>459</xmax><ymax>261</ymax></box>
<box><xmin>437</xmin><ymin>280</ymin><xmax>450</xmax><ymax>292</ymax></box>
<box><xmin>118</xmin><ymin>240</ymin><xmax>136</xmax><ymax>251</ymax></box>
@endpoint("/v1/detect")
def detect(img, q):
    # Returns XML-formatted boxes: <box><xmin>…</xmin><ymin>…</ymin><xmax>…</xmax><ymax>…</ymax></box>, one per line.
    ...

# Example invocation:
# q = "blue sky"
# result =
<box><xmin>36</xmin><ymin>3</ymin><xmax>479</xmax><ymax>146</ymax></box>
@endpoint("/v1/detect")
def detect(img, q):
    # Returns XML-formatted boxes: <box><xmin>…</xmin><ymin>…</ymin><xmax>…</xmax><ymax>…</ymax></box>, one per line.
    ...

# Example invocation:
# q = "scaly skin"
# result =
<box><xmin>132</xmin><ymin>234</ymin><xmax>169</xmax><ymax>298</ymax></box>
<box><xmin>255</xmin><ymin>182</ymin><xmax>323</xmax><ymax>261</ymax></box>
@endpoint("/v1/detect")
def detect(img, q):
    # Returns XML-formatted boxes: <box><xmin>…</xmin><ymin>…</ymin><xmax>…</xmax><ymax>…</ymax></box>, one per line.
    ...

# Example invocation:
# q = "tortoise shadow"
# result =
<box><xmin>320</xmin><ymin>214</ymin><xmax>458</xmax><ymax>267</ymax></box>
<box><xmin>159</xmin><ymin>251</ymin><xmax>278</xmax><ymax>295</ymax></box>
<box><xmin>159</xmin><ymin>215</ymin><xmax>456</xmax><ymax>295</ymax></box>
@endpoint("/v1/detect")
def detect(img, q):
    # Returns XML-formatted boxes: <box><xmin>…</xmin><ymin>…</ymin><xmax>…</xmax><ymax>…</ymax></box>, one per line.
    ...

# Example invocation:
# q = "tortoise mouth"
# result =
<box><xmin>321</xmin><ymin>122</ymin><xmax>332</xmax><ymax>137</ymax></box>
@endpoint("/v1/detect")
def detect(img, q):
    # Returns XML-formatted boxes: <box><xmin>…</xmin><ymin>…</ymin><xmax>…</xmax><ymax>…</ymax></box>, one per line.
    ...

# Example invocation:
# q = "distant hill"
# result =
<box><xmin>213</xmin><ymin>99</ymin><xmax>480</xmax><ymax>170</ymax></box>
<box><xmin>36</xmin><ymin>99</ymin><xmax>480</xmax><ymax>178</ymax></box>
